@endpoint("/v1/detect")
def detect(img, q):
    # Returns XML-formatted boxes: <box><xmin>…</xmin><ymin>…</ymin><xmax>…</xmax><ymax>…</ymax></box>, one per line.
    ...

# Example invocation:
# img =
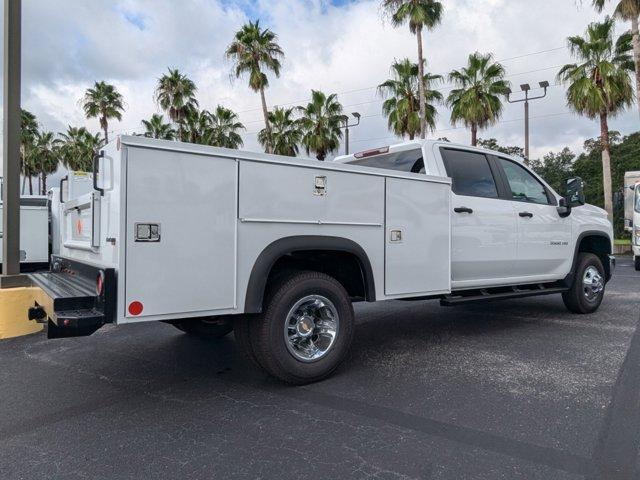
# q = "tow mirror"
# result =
<box><xmin>565</xmin><ymin>177</ymin><xmax>585</xmax><ymax>208</ymax></box>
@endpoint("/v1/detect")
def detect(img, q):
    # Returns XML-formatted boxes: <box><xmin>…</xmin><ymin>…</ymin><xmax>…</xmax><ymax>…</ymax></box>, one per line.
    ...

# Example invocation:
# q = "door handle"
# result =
<box><xmin>519</xmin><ymin>211</ymin><xmax>533</xmax><ymax>218</ymax></box>
<box><xmin>454</xmin><ymin>207</ymin><xmax>473</xmax><ymax>214</ymax></box>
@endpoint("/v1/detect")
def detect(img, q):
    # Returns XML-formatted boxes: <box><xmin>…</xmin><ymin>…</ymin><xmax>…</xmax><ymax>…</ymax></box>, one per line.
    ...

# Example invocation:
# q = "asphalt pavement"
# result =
<box><xmin>1</xmin><ymin>258</ymin><xmax>639</xmax><ymax>479</ymax></box>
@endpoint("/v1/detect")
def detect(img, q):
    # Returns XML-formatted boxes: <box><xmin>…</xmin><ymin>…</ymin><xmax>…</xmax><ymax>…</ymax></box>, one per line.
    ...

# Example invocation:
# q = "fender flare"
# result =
<box><xmin>564</xmin><ymin>230</ymin><xmax>613</xmax><ymax>286</ymax></box>
<box><xmin>244</xmin><ymin>236</ymin><xmax>376</xmax><ymax>313</ymax></box>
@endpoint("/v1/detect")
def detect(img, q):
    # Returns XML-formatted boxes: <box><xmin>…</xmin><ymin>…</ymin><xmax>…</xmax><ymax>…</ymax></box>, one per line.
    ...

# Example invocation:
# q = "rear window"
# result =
<box><xmin>350</xmin><ymin>149</ymin><xmax>425</xmax><ymax>174</ymax></box>
<box><xmin>440</xmin><ymin>149</ymin><xmax>498</xmax><ymax>199</ymax></box>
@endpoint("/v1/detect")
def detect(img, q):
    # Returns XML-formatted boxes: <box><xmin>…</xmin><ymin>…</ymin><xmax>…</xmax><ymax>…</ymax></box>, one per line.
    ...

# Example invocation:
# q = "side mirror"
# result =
<box><xmin>565</xmin><ymin>177</ymin><xmax>585</xmax><ymax>208</ymax></box>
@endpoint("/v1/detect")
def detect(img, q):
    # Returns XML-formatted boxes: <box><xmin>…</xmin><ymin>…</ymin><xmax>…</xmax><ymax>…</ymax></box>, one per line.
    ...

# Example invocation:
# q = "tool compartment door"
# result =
<box><xmin>385</xmin><ymin>177</ymin><xmax>451</xmax><ymax>296</ymax></box>
<box><xmin>124</xmin><ymin>147</ymin><xmax>237</xmax><ymax>320</ymax></box>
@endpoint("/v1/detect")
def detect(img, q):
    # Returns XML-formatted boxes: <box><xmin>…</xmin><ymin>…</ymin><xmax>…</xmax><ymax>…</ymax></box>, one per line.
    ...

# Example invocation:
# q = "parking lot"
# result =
<box><xmin>0</xmin><ymin>257</ymin><xmax>638</xmax><ymax>479</ymax></box>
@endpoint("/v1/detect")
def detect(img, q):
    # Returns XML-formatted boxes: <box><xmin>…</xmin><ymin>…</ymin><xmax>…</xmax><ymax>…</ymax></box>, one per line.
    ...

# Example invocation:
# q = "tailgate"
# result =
<box><xmin>29</xmin><ymin>256</ymin><xmax>116</xmax><ymax>338</ymax></box>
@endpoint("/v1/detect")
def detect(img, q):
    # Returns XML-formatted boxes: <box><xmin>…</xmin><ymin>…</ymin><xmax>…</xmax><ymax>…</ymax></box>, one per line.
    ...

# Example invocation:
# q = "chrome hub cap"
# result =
<box><xmin>284</xmin><ymin>295</ymin><xmax>339</xmax><ymax>363</ymax></box>
<box><xmin>583</xmin><ymin>266</ymin><xmax>604</xmax><ymax>302</ymax></box>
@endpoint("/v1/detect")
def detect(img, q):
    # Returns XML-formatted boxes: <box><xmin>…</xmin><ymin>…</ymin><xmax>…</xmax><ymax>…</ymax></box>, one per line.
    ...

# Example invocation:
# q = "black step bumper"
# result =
<box><xmin>28</xmin><ymin>256</ymin><xmax>116</xmax><ymax>338</ymax></box>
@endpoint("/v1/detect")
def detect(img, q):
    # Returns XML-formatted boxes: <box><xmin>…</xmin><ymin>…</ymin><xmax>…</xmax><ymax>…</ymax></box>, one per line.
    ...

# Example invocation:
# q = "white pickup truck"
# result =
<box><xmin>28</xmin><ymin>136</ymin><xmax>614</xmax><ymax>384</ymax></box>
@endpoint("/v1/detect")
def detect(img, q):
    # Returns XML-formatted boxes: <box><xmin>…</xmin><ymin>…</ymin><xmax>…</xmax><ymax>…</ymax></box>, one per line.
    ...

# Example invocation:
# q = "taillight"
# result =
<box><xmin>96</xmin><ymin>271</ymin><xmax>105</xmax><ymax>296</ymax></box>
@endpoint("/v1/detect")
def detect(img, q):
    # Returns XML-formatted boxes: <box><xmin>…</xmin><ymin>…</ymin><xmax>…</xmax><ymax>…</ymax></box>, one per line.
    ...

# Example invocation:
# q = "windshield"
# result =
<box><xmin>635</xmin><ymin>187</ymin><xmax>640</xmax><ymax>213</ymax></box>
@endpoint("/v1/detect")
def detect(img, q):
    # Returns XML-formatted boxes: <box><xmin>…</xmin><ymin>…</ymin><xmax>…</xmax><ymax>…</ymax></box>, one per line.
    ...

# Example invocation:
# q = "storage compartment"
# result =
<box><xmin>385</xmin><ymin>177</ymin><xmax>451</xmax><ymax>296</ymax></box>
<box><xmin>124</xmin><ymin>147</ymin><xmax>238</xmax><ymax>320</ymax></box>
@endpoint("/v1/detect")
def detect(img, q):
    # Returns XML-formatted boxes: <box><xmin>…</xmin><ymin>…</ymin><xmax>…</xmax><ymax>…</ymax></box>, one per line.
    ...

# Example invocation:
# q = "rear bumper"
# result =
<box><xmin>28</xmin><ymin>256</ymin><xmax>116</xmax><ymax>338</ymax></box>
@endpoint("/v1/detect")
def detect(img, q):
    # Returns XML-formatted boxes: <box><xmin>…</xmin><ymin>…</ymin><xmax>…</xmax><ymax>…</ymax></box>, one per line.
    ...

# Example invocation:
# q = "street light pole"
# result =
<box><xmin>2</xmin><ymin>0</ymin><xmax>22</xmax><ymax>281</ymax></box>
<box><xmin>342</xmin><ymin>112</ymin><xmax>361</xmax><ymax>156</ymax></box>
<box><xmin>506</xmin><ymin>81</ymin><xmax>549</xmax><ymax>165</ymax></box>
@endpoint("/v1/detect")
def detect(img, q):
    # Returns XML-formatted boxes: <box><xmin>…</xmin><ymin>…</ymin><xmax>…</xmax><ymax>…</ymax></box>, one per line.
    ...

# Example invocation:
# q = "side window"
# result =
<box><xmin>440</xmin><ymin>149</ymin><xmax>498</xmax><ymax>198</ymax></box>
<box><xmin>498</xmin><ymin>158</ymin><xmax>550</xmax><ymax>205</ymax></box>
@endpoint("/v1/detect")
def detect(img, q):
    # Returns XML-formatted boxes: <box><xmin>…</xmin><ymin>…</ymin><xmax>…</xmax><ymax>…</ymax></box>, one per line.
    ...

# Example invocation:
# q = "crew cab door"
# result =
<box><xmin>494</xmin><ymin>157</ymin><xmax>572</xmax><ymax>278</ymax></box>
<box><xmin>440</xmin><ymin>148</ymin><xmax>519</xmax><ymax>288</ymax></box>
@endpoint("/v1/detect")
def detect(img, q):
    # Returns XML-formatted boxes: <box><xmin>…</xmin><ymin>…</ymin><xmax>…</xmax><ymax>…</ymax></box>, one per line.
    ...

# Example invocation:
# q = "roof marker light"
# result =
<box><xmin>353</xmin><ymin>146</ymin><xmax>390</xmax><ymax>159</ymax></box>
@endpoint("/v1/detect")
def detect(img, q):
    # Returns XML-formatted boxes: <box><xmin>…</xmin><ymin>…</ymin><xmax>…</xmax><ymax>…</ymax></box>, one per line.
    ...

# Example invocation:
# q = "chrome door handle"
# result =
<box><xmin>454</xmin><ymin>207</ymin><xmax>473</xmax><ymax>214</ymax></box>
<box><xmin>519</xmin><ymin>211</ymin><xmax>533</xmax><ymax>218</ymax></box>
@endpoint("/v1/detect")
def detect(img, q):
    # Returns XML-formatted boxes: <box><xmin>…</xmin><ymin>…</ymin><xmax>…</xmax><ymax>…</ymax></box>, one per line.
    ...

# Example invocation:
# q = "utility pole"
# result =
<box><xmin>506</xmin><ymin>81</ymin><xmax>549</xmax><ymax>164</ymax></box>
<box><xmin>1</xmin><ymin>0</ymin><xmax>25</xmax><ymax>286</ymax></box>
<box><xmin>341</xmin><ymin>112</ymin><xmax>361</xmax><ymax>156</ymax></box>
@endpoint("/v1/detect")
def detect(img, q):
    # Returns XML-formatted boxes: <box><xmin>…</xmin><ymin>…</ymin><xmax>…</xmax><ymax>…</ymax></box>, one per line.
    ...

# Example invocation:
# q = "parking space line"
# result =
<box><xmin>592</xmin><ymin>314</ymin><xmax>640</xmax><ymax>479</ymax></box>
<box><xmin>267</xmin><ymin>386</ymin><xmax>593</xmax><ymax>476</ymax></box>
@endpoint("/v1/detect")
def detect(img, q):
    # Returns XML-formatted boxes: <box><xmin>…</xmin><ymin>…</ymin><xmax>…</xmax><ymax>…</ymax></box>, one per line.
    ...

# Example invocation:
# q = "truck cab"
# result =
<box><xmin>624</xmin><ymin>171</ymin><xmax>640</xmax><ymax>270</ymax></box>
<box><xmin>335</xmin><ymin>140</ymin><xmax>614</xmax><ymax>292</ymax></box>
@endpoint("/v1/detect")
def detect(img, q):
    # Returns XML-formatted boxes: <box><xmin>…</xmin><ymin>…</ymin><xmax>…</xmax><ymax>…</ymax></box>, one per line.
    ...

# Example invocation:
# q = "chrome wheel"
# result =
<box><xmin>284</xmin><ymin>295</ymin><xmax>339</xmax><ymax>363</ymax></box>
<box><xmin>583</xmin><ymin>266</ymin><xmax>604</xmax><ymax>302</ymax></box>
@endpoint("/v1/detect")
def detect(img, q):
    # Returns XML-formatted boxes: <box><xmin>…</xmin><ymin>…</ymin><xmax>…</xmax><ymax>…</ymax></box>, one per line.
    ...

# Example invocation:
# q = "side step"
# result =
<box><xmin>440</xmin><ymin>284</ymin><xmax>568</xmax><ymax>306</ymax></box>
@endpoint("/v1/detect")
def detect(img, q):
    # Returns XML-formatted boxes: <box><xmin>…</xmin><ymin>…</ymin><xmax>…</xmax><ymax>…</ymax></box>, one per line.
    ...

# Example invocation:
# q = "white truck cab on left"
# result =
<box><xmin>28</xmin><ymin>137</ymin><xmax>614</xmax><ymax>384</ymax></box>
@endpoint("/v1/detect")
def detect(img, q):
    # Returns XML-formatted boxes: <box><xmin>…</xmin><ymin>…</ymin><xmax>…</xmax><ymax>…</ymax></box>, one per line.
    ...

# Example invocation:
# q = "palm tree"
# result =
<box><xmin>181</xmin><ymin>108</ymin><xmax>211</xmax><ymax>144</ymax></box>
<box><xmin>57</xmin><ymin>127</ymin><xmax>104</xmax><ymax>172</ymax></box>
<box><xmin>81</xmin><ymin>81</ymin><xmax>124</xmax><ymax>144</ymax></box>
<box><xmin>208</xmin><ymin>106</ymin><xmax>245</xmax><ymax>149</ymax></box>
<box><xmin>378</xmin><ymin>58</ymin><xmax>442</xmax><ymax>140</ymax></box>
<box><xmin>155</xmin><ymin>69</ymin><xmax>198</xmax><ymax>140</ymax></box>
<box><xmin>226</xmin><ymin>21</ymin><xmax>284</xmax><ymax>153</ymax></box>
<box><xmin>593</xmin><ymin>0</ymin><xmax>640</xmax><ymax>119</ymax></box>
<box><xmin>29</xmin><ymin>131</ymin><xmax>59</xmax><ymax>195</ymax></box>
<box><xmin>381</xmin><ymin>0</ymin><xmax>443</xmax><ymax>139</ymax></box>
<box><xmin>297</xmin><ymin>90</ymin><xmax>347</xmax><ymax>161</ymax></box>
<box><xmin>446</xmin><ymin>52</ymin><xmax>511</xmax><ymax>146</ymax></box>
<box><xmin>259</xmin><ymin>107</ymin><xmax>302</xmax><ymax>156</ymax></box>
<box><xmin>558</xmin><ymin>17</ymin><xmax>634</xmax><ymax>220</ymax></box>
<box><xmin>20</xmin><ymin>109</ymin><xmax>39</xmax><ymax>194</ymax></box>
<box><xmin>141</xmin><ymin>114</ymin><xmax>176</xmax><ymax>140</ymax></box>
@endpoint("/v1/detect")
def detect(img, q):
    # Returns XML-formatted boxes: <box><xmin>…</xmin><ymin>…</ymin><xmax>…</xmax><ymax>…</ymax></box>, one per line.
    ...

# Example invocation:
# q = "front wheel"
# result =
<box><xmin>562</xmin><ymin>253</ymin><xmax>605</xmax><ymax>314</ymax></box>
<box><xmin>247</xmin><ymin>271</ymin><xmax>355</xmax><ymax>385</ymax></box>
<box><xmin>171</xmin><ymin>316</ymin><xmax>233</xmax><ymax>339</ymax></box>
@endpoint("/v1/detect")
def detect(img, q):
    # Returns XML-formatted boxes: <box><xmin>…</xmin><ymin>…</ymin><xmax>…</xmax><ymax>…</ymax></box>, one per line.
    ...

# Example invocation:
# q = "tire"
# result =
<box><xmin>248</xmin><ymin>271</ymin><xmax>355</xmax><ymax>385</ymax></box>
<box><xmin>172</xmin><ymin>316</ymin><xmax>233</xmax><ymax>340</ymax></box>
<box><xmin>635</xmin><ymin>256</ymin><xmax>640</xmax><ymax>271</ymax></box>
<box><xmin>562</xmin><ymin>253</ymin><xmax>606</xmax><ymax>314</ymax></box>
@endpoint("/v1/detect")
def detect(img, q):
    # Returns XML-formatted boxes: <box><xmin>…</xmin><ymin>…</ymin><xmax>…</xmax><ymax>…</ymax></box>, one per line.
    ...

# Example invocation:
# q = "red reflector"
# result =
<box><xmin>354</xmin><ymin>146</ymin><xmax>390</xmax><ymax>159</ymax></box>
<box><xmin>63</xmin><ymin>319</ymin><xmax>71</xmax><ymax>327</ymax></box>
<box><xmin>96</xmin><ymin>272</ymin><xmax>104</xmax><ymax>296</ymax></box>
<box><xmin>128</xmin><ymin>301</ymin><xmax>144</xmax><ymax>316</ymax></box>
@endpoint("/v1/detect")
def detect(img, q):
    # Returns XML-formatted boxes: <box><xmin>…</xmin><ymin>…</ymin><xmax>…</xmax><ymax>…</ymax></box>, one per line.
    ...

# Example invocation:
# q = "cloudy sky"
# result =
<box><xmin>2</xmin><ymin>0</ymin><xmax>639</xmax><ymax>181</ymax></box>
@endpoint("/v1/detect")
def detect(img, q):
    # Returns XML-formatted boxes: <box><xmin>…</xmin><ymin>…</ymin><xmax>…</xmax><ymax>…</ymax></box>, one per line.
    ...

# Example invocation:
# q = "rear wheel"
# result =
<box><xmin>247</xmin><ymin>271</ymin><xmax>355</xmax><ymax>385</ymax></box>
<box><xmin>635</xmin><ymin>255</ymin><xmax>640</xmax><ymax>271</ymax></box>
<box><xmin>562</xmin><ymin>253</ymin><xmax>605</xmax><ymax>314</ymax></box>
<box><xmin>172</xmin><ymin>316</ymin><xmax>233</xmax><ymax>339</ymax></box>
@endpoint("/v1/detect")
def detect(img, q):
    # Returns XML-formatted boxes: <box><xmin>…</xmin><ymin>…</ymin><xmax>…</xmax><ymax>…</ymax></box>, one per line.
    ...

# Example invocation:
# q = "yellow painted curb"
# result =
<box><xmin>0</xmin><ymin>287</ymin><xmax>43</xmax><ymax>339</ymax></box>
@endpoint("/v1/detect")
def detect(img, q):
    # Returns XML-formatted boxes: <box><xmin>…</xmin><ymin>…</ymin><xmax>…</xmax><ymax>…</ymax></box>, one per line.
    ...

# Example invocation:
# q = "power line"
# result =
<box><xmin>348</xmin><ymin>111</ymin><xmax>573</xmax><ymax>146</ymax></box>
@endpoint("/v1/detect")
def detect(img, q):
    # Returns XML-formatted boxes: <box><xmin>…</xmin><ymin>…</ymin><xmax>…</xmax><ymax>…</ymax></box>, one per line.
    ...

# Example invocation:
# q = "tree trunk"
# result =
<box><xmin>28</xmin><ymin>176</ymin><xmax>33</xmax><ymax>195</ymax></box>
<box><xmin>102</xmin><ymin>115</ymin><xmax>109</xmax><ymax>144</ymax></box>
<box><xmin>600</xmin><ymin>112</ymin><xmax>614</xmax><ymax>222</ymax></box>
<box><xmin>631</xmin><ymin>16</ymin><xmax>640</xmax><ymax>121</ymax></box>
<box><xmin>260</xmin><ymin>86</ymin><xmax>272</xmax><ymax>154</ymax></box>
<box><xmin>409</xmin><ymin>133</ymin><xmax>415</xmax><ymax>140</ymax></box>
<box><xmin>416</xmin><ymin>26</ymin><xmax>427</xmax><ymax>140</ymax></box>
<box><xmin>471</xmin><ymin>123</ymin><xmax>478</xmax><ymax>146</ymax></box>
<box><xmin>41</xmin><ymin>171</ymin><xmax>47</xmax><ymax>195</ymax></box>
<box><xmin>21</xmin><ymin>175</ymin><xmax>26</xmax><ymax>195</ymax></box>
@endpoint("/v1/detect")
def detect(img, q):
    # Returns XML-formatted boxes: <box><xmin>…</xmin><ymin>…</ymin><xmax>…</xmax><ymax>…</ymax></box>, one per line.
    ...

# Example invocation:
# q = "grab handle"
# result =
<box><xmin>93</xmin><ymin>151</ymin><xmax>104</xmax><ymax>196</ymax></box>
<box><xmin>59</xmin><ymin>176</ymin><xmax>68</xmax><ymax>204</ymax></box>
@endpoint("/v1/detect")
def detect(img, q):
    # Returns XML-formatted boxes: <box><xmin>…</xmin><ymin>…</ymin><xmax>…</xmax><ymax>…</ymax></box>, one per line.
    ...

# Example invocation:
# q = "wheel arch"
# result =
<box><xmin>565</xmin><ymin>231</ymin><xmax>613</xmax><ymax>285</ymax></box>
<box><xmin>244</xmin><ymin>236</ymin><xmax>376</xmax><ymax>313</ymax></box>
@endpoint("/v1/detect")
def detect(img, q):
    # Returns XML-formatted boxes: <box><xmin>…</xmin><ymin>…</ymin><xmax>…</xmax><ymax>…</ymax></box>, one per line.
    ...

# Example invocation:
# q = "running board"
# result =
<box><xmin>440</xmin><ymin>285</ymin><xmax>568</xmax><ymax>306</ymax></box>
